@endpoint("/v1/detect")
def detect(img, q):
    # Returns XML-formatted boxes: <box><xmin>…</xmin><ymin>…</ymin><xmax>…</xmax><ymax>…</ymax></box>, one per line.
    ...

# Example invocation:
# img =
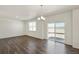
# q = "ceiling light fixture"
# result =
<box><xmin>37</xmin><ymin>5</ymin><xmax>46</xmax><ymax>21</ymax></box>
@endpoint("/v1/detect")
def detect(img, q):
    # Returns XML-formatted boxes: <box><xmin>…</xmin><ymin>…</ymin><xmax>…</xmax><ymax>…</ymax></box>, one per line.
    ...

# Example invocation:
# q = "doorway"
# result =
<box><xmin>47</xmin><ymin>22</ymin><xmax>65</xmax><ymax>43</ymax></box>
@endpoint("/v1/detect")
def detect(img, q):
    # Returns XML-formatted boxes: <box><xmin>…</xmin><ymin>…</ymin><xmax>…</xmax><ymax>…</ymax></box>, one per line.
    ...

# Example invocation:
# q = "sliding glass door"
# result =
<box><xmin>48</xmin><ymin>22</ymin><xmax>65</xmax><ymax>43</ymax></box>
<box><xmin>55</xmin><ymin>22</ymin><xmax>65</xmax><ymax>43</ymax></box>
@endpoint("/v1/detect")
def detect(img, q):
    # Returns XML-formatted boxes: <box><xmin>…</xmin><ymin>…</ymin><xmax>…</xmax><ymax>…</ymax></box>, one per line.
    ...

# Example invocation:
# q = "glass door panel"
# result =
<box><xmin>48</xmin><ymin>23</ymin><xmax>55</xmax><ymax>39</ymax></box>
<box><xmin>55</xmin><ymin>22</ymin><xmax>65</xmax><ymax>43</ymax></box>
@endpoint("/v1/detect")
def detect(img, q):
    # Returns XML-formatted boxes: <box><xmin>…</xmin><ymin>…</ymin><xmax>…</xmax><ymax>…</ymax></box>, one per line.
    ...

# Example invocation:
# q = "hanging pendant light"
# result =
<box><xmin>37</xmin><ymin>5</ymin><xmax>46</xmax><ymax>21</ymax></box>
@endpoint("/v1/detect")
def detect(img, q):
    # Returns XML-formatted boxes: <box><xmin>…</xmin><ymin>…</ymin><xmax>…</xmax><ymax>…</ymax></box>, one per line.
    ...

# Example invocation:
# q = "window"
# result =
<box><xmin>29</xmin><ymin>22</ymin><xmax>36</xmax><ymax>31</ymax></box>
<box><xmin>48</xmin><ymin>23</ymin><xmax>55</xmax><ymax>32</ymax></box>
<box><xmin>56</xmin><ymin>22</ymin><xmax>64</xmax><ymax>39</ymax></box>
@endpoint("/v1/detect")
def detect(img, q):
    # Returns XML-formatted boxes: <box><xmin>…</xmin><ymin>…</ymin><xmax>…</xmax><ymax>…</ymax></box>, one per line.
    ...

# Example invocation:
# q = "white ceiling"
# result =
<box><xmin>0</xmin><ymin>5</ymin><xmax>79</xmax><ymax>20</ymax></box>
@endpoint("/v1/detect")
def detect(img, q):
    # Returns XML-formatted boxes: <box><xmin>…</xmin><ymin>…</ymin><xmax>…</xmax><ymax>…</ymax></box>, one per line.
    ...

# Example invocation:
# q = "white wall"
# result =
<box><xmin>72</xmin><ymin>9</ymin><xmax>79</xmax><ymax>49</ymax></box>
<box><xmin>0</xmin><ymin>18</ymin><xmax>24</xmax><ymax>39</ymax></box>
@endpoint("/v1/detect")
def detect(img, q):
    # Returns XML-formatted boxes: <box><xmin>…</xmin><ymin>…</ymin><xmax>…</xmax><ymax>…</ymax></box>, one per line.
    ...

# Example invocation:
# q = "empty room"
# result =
<box><xmin>0</xmin><ymin>5</ymin><xmax>79</xmax><ymax>54</ymax></box>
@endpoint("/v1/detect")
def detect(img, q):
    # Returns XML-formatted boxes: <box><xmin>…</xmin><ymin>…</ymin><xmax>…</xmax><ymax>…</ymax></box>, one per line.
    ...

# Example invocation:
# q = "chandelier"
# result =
<box><xmin>37</xmin><ymin>5</ymin><xmax>46</xmax><ymax>21</ymax></box>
